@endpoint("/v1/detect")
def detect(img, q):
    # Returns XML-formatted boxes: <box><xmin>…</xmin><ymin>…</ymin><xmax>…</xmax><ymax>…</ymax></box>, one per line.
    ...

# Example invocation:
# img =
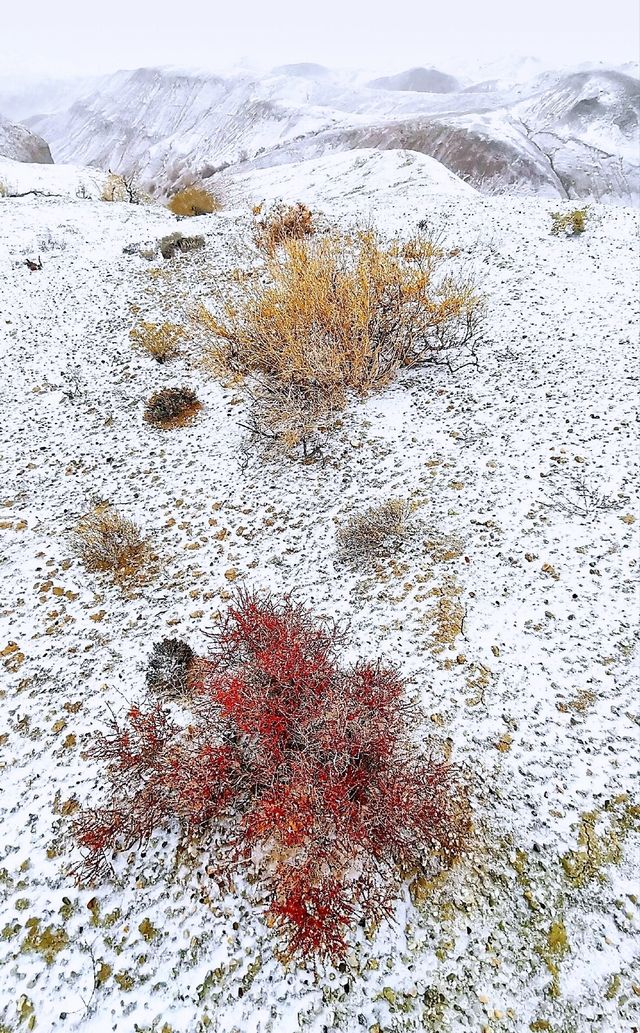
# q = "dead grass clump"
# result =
<box><xmin>159</xmin><ymin>231</ymin><xmax>205</xmax><ymax>260</ymax></box>
<box><xmin>198</xmin><ymin>228</ymin><xmax>484</xmax><ymax>455</ymax></box>
<box><xmin>337</xmin><ymin>499</ymin><xmax>417</xmax><ymax>562</ymax></box>
<box><xmin>167</xmin><ymin>186</ymin><xmax>220</xmax><ymax>217</ymax></box>
<box><xmin>129</xmin><ymin>321</ymin><xmax>185</xmax><ymax>363</ymax></box>
<box><xmin>146</xmin><ymin>638</ymin><xmax>195</xmax><ymax>699</ymax></box>
<box><xmin>551</xmin><ymin>207</ymin><xmax>589</xmax><ymax>236</ymax></box>
<box><xmin>254</xmin><ymin>201</ymin><xmax>315</xmax><ymax>253</ymax></box>
<box><xmin>143</xmin><ymin>386</ymin><xmax>202</xmax><ymax>428</ymax></box>
<box><xmin>72</xmin><ymin>506</ymin><xmax>151</xmax><ymax>581</ymax></box>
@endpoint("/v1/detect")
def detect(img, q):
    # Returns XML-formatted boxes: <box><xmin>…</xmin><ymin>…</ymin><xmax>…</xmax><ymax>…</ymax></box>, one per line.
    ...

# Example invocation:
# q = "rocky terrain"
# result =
<box><xmin>0</xmin><ymin>115</ymin><xmax>52</xmax><ymax>164</ymax></box>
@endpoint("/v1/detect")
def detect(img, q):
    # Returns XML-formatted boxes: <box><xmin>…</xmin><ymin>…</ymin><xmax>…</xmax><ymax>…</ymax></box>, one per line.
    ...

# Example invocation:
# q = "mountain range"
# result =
<box><xmin>0</xmin><ymin>60</ymin><xmax>638</xmax><ymax>202</ymax></box>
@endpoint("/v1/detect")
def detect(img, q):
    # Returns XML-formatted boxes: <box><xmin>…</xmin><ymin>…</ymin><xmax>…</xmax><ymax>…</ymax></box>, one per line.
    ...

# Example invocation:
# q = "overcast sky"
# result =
<box><xmin>2</xmin><ymin>0</ymin><xmax>638</xmax><ymax>78</ymax></box>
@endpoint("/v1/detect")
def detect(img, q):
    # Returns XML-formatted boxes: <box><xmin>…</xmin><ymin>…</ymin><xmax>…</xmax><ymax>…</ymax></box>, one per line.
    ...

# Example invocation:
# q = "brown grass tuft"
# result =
<box><xmin>168</xmin><ymin>186</ymin><xmax>220</xmax><ymax>217</ymax></box>
<box><xmin>143</xmin><ymin>387</ymin><xmax>202</xmax><ymax>428</ymax></box>
<box><xmin>337</xmin><ymin>499</ymin><xmax>418</xmax><ymax>562</ymax></box>
<box><xmin>254</xmin><ymin>201</ymin><xmax>315</xmax><ymax>253</ymax></box>
<box><xmin>72</xmin><ymin>506</ymin><xmax>152</xmax><ymax>583</ymax></box>
<box><xmin>129</xmin><ymin>321</ymin><xmax>185</xmax><ymax>363</ymax></box>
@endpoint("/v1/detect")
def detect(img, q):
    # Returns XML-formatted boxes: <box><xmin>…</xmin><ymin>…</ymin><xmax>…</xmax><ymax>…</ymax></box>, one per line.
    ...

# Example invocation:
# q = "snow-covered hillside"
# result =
<box><xmin>0</xmin><ymin>156</ymin><xmax>106</xmax><ymax>198</ymax></box>
<box><xmin>7</xmin><ymin>62</ymin><xmax>638</xmax><ymax>202</ymax></box>
<box><xmin>0</xmin><ymin>114</ymin><xmax>52</xmax><ymax>163</ymax></box>
<box><xmin>1</xmin><ymin>156</ymin><xmax>638</xmax><ymax>1033</ymax></box>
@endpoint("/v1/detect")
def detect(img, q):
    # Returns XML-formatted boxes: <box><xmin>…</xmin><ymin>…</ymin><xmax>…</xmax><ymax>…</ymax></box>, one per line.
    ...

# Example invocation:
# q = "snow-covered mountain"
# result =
<box><xmin>0</xmin><ymin>114</ymin><xmax>52</xmax><ymax>164</ymax></box>
<box><xmin>3</xmin><ymin>61</ymin><xmax>638</xmax><ymax>202</ymax></box>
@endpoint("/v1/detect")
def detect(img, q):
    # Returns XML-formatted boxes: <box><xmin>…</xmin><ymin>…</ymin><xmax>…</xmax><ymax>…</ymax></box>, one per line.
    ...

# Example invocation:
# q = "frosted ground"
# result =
<box><xmin>0</xmin><ymin>150</ymin><xmax>639</xmax><ymax>1032</ymax></box>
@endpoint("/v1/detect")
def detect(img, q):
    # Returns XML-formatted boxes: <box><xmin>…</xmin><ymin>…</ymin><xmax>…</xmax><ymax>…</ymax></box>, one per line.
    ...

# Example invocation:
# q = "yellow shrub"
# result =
<box><xmin>129</xmin><ymin>321</ymin><xmax>185</xmax><ymax>363</ymax></box>
<box><xmin>168</xmin><ymin>186</ymin><xmax>220</xmax><ymax>217</ymax></box>
<box><xmin>198</xmin><ymin>228</ymin><xmax>484</xmax><ymax>454</ymax></box>
<box><xmin>550</xmin><ymin>207</ymin><xmax>589</xmax><ymax>236</ymax></box>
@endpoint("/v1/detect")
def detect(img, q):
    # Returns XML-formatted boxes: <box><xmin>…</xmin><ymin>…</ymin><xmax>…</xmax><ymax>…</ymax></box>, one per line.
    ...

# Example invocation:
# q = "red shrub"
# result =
<box><xmin>73</xmin><ymin>592</ymin><xmax>470</xmax><ymax>961</ymax></box>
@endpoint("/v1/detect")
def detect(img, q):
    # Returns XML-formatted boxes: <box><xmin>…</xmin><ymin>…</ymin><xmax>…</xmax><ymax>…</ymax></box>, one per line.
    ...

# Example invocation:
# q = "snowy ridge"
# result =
<box><xmin>0</xmin><ymin>114</ymin><xmax>52</xmax><ymax>164</ymax></box>
<box><xmin>5</xmin><ymin>62</ymin><xmax>638</xmax><ymax>202</ymax></box>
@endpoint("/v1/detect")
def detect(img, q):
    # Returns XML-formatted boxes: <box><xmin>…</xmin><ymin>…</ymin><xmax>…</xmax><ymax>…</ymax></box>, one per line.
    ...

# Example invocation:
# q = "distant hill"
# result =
<box><xmin>368</xmin><ymin>67</ymin><xmax>460</xmax><ymax>93</ymax></box>
<box><xmin>0</xmin><ymin>114</ymin><xmax>52</xmax><ymax>163</ymax></box>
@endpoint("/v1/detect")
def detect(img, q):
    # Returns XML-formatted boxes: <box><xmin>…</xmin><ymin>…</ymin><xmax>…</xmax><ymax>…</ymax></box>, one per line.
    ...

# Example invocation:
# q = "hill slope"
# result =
<box><xmin>0</xmin><ymin>156</ymin><xmax>638</xmax><ymax>1032</ymax></box>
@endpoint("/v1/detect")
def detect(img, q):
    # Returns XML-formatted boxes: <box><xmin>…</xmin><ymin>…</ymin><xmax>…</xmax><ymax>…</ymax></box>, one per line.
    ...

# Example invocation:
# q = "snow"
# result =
<box><xmin>221</xmin><ymin>148</ymin><xmax>477</xmax><ymax>209</ymax></box>
<box><xmin>0</xmin><ymin>157</ymin><xmax>639</xmax><ymax>1033</ymax></box>
<box><xmin>0</xmin><ymin>157</ymin><xmax>106</xmax><ymax>198</ymax></box>
<box><xmin>8</xmin><ymin>62</ymin><xmax>638</xmax><ymax>203</ymax></box>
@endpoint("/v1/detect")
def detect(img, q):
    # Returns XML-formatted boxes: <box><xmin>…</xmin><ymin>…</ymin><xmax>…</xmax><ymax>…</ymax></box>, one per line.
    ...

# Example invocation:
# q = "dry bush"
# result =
<box><xmin>159</xmin><ymin>231</ymin><xmax>205</xmax><ymax>260</ymax></box>
<box><xmin>129</xmin><ymin>321</ymin><xmax>185</xmax><ymax>363</ymax></box>
<box><xmin>73</xmin><ymin>592</ymin><xmax>470</xmax><ymax>962</ymax></box>
<box><xmin>0</xmin><ymin>181</ymin><xmax>7</xmax><ymax>198</ymax></box>
<box><xmin>337</xmin><ymin>498</ymin><xmax>417</xmax><ymax>562</ymax></box>
<box><xmin>198</xmin><ymin>228</ymin><xmax>484</xmax><ymax>455</ymax></box>
<box><xmin>143</xmin><ymin>386</ymin><xmax>202</xmax><ymax>428</ymax></box>
<box><xmin>254</xmin><ymin>201</ymin><xmax>315</xmax><ymax>254</ymax></box>
<box><xmin>551</xmin><ymin>207</ymin><xmax>589</xmax><ymax>236</ymax></box>
<box><xmin>101</xmin><ymin>171</ymin><xmax>149</xmax><ymax>204</ymax></box>
<box><xmin>72</xmin><ymin>505</ymin><xmax>152</xmax><ymax>582</ymax></box>
<box><xmin>146</xmin><ymin>638</ymin><xmax>195</xmax><ymax>699</ymax></box>
<box><xmin>167</xmin><ymin>186</ymin><xmax>220</xmax><ymax>217</ymax></box>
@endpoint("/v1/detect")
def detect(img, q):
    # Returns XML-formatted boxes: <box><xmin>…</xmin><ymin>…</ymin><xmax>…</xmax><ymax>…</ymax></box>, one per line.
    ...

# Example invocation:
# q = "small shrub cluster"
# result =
<box><xmin>337</xmin><ymin>498</ymin><xmax>417</xmax><ymax>562</ymax></box>
<box><xmin>73</xmin><ymin>592</ymin><xmax>470</xmax><ymax>962</ymax></box>
<box><xmin>129</xmin><ymin>321</ymin><xmax>185</xmax><ymax>363</ymax></box>
<box><xmin>550</xmin><ymin>207</ymin><xmax>589</xmax><ymax>236</ymax></box>
<box><xmin>159</xmin><ymin>231</ymin><xmax>205</xmax><ymax>260</ymax></box>
<box><xmin>146</xmin><ymin>637</ymin><xmax>195</xmax><ymax>699</ymax></box>
<box><xmin>101</xmin><ymin>171</ymin><xmax>149</xmax><ymax>204</ymax></box>
<box><xmin>143</xmin><ymin>387</ymin><xmax>201</xmax><ymax>428</ymax></box>
<box><xmin>168</xmin><ymin>186</ymin><xmax>220</xmax><ymax>217</ymax></box>
<box><xmin>199</xmin><ymin>228</ymin><xmax>484</xmax><ymax>455</ymax></box>
<box><xmin>72</xmin><ymin>506</ymin><xmax>151</xmax><ymax>582</ymax></box>
<box><xmin>254</xmin><ymin>201</ymin><xmax>315</xmax><ymax>253</ymax></box>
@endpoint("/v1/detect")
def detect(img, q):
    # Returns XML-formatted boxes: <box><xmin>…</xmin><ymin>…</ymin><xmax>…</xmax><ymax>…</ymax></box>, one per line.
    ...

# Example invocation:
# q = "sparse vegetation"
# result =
<box><xmin>550</xmin><ymin>207</ymin><xmax>589</xmax><ymax>236</ymax></box>
<box><xmin>158</xmin><ymin>231</ymin><xmax>205</xmax><ymax>259</ymax></box>
<box><xmin>199</xmin><ymin>228</ymin><xmax>484</xmax><ymax>455</ymax></box>
<box><xmin>129</xmin><ymin>321</ymin><xmax>185</xmax><ymax>363</ymax></box>
<box><xmin>167</xmin><ymin>186</ymin><xmax>220</xmax><ymax>217</ymax></box>
<box><xmin>0</xmin><ymin>180</ymin><xmax>7</xmax><ymax>198</ymax></box>
<box><xmin>73</xmin><ymin>592</ymin><xmax>470</xmax><ymax>962</ymax></box>
<box><xmin>337</xmin><ymin>499</ymin><xmax>418</xmax><ymax>562</ymax></box>
<box><xmin>101</xmin><ymin>171</ymin><xmax>149</xmax><ymax>204</ymax></box>
<box><xmin>143</xmin><ymin>386</ymin><xmax>202</xmax><ymax>428</ymax></box>
<box><xmin>72</xmin><ymin>505</ymin><xmax>152</xmax><ymax>582</ymax></box>
<box><xmin>254</xmin><ymin>201</ymin><xmax>315</xmax><ymax>253</ymax></box>
<box><xmin>146</xmin><ymin>638</ymin><xmax>195</xmax><ymax>699</ymax></box>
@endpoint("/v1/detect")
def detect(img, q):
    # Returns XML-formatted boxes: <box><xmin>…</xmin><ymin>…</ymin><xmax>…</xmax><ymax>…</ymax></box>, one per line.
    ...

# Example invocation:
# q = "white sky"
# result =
<box><xmin>2</xmin><ymin>0</ymin><xmax>638</xmax><ymax>77</ymax></box>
